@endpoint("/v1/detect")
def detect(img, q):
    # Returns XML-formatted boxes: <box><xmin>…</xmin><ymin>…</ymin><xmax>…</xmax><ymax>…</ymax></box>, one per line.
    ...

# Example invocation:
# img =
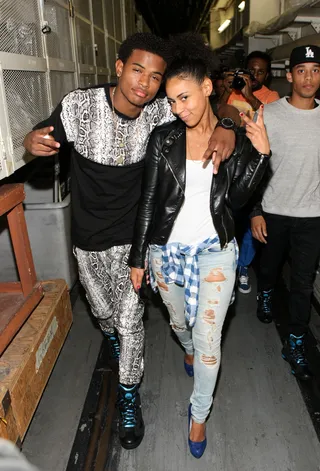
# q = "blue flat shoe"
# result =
<box><xmin>184</xmin><ymin>359</ymin><xmax>194</xmax><ymax>377</ymax></box>
<box><xmin>188</xmin><ymin>404</ymin><xmax>207</xmax><ymax>459</ymax></box>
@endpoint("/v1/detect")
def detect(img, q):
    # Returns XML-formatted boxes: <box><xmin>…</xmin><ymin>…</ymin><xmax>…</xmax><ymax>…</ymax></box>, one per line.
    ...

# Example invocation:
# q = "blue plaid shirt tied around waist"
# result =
<box><xmin>149</xmin><ymin>236</ymin><xmax>239</xmax><ymax>327</ymax></box>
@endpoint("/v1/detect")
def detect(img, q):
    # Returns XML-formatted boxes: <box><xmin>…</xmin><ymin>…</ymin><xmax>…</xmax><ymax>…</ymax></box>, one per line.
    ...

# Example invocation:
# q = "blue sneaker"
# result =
<box><xmin>188</xmin><ymin>404</ymin><xmax>207</xmax><ymax>459</ymax></box>
<box><xmin>238</xmin><ymin>266</ymin><xmax>251</xmax><ymax>294</ymax></box>
<box><xmin>118</xmin><ymin>384</ymin><xmax>145</xmax><ymax>449</ymax></box>
<box><xmin>257</xmin><ymin>289</ymin><xmax>273</xmax><ymax>323</ymax></box>
<box><xmin>282</xmin><ymin>334</ymin><xmax>312</xmax><ymax>381</ymax></box>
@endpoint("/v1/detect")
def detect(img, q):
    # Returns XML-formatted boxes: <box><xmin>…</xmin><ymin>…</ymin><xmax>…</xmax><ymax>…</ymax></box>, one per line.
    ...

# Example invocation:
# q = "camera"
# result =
<box><xmin>231</xmin><ymin>69</ymin><xmax>255</xmax><ymax>90</ymax></box>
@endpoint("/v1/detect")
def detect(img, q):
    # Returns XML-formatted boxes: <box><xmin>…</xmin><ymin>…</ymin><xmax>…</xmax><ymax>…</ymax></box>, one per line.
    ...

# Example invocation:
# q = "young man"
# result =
<box><xmin>220</xmin><ymin>51</ymin><xmax>280</xmax><ymax>118</ymax></box>
<box><xmin>221</xmin><ymin>51</ymin><xmax>280</xmax><ymax>294</ymax></box>
<box><xmin>250</xmin><ymin>45</ymin><xmax>320</xmax><ymax>381</ymax></box>
<box><xmin>23</xmin><ymin>33</ymin><xmax>239</xmax><ymax>450</ymax></box>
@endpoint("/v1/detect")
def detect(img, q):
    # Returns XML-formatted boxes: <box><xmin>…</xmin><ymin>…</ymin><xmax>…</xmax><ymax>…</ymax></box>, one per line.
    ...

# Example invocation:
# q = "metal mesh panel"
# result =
<box><xmin>0</xmin><ymin>0</ymin><xmax>43</xmax><ymax>56</ymax></box>
<box><xmin>50</xmin><ymin>71</ymin><xmax>75</xmax><ymax>107</ymax></box>
<box><xmin>94</xmin><ymin>29</ymin><xmax>106</xmax><ymax>67</ymax></box>
<box><xmin>105</xmin><ymin>1</ymin><xmax>115</xmax><ymax>37</ymax></box>
<box><xmin>113</xmin><ymin>0</ymin><xmax>122</xmax><ymax>41</ymax></box>
<box><xmin>125</xmin><ymin>0</ymin><xmax>134</xmax><ymax>36</ymax></box>
<box><xmin>97</xmin><ymin>75</ymin><xmax>108</xmax><ymax>85</ymax></box>
<box><xmin>75</xmin><ymin>18</ymin><xmax>94</xmax><ymax>65</ymax></box>
<box><xmin>108</xmin><ymin>38</ymin><xmax>116</xmax><ymax>74</ymax></box>
<box><xmin>80</xmin><ymin>74</ymin><xmax>96</xmax><ymax>88</ymax></box>
<box><xmin>92</xmin><ymin>0</ymin><xmax>104</xmax><ymax>30</ymax></box>
<box><xmin>2</xmin><ymin>70</ymin><xmax>49</xmax><ymax>163</ymax></box>
<box><xmin>44</xmin><ymin>1</ymin><xmax>73</xmax><ymax>61</ymax></box>
<box><xmin>73</xmin><ymin>0</ymin><xmax>90</xmax><ymax>20</ymax></box>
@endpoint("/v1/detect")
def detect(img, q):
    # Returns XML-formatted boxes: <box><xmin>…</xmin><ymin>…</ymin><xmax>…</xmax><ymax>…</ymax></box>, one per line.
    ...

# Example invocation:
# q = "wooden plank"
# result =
<box><xmin>0</xmin><ymin>284</ymin><xmax>43</xmax><ymax>356</ymax></box>
<box><xmin>0</xmin><ymin>282</ymin><xmax>22</xmax><ymax>293</ymax></box>
<box><xmin>0</xmin><ymin>184</ymin><xmax>24</xmax><ymax>217</ymax></box>
<box><xmin>0</xmin><ymin>390</ymin><xmax>20</xmax><ymax>444</ymax></box>
<box><xmin>0</xmin><ymin>280</ymin><xmax>73</xmax><ymax>441</ymax></box>
<box><xmin>7</xmin><ymin>203</ymin><xmax>37</xmax><ymax>296</ymax></box>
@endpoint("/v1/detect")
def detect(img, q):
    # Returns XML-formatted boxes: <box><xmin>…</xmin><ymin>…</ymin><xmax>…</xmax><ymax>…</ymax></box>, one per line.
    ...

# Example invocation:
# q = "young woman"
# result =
<box><xmin>129</xmin><ymin>34</ymin><xmax>271</xmax><ymax>459</ymax></box>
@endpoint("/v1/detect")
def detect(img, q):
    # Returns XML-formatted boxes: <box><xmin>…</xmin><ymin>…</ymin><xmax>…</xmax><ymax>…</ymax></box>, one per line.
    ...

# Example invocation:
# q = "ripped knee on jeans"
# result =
<box><xmin>200</xmin><ymin>354</ymin><xmax>218</xmax><ymax>367</ymax></box>
<box><xmin>171</xmin><ymin>323</ymin><xmax>187</xmax><ymax>333</ymax></box>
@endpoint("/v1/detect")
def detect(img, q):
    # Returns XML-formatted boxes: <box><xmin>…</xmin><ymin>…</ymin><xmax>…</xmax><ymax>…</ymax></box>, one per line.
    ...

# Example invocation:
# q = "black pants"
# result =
<box><xmin>258</xmin><ymin>213</ymin><xmax>320</xmax><ymax>336</ymax></box>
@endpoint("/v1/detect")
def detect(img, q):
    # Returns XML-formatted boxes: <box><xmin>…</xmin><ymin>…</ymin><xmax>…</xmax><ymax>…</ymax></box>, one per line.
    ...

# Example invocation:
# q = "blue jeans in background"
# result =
<box><xmin>238</xmin><ymin>225</ymin><xmax>256</xmax><ymax>268</ymax></box>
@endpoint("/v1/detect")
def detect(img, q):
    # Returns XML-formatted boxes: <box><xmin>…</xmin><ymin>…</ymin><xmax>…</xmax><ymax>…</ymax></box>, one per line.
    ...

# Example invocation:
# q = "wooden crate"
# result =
<box><xmin>0</xmin><ymin>183</ymin><xmax>44</xmax><ymax>355</ymax></box>
<box><xmin>0</xmin><ymin>279</ymin><xmax>73</xmax><ymax>444</ymax></box>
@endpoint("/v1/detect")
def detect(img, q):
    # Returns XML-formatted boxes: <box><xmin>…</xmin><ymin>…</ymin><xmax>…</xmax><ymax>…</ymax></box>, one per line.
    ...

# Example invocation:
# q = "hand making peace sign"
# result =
<box><xmin>240</xmin><ymin>105</ymin><xmax>270</xmax><ymax>156</ymax></box>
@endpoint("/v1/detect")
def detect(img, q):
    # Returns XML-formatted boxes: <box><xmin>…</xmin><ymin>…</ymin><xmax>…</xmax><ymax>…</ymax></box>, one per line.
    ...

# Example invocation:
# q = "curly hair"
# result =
<box><xmin>165</xmin><ymin>33</ymin><xmax>218</xmax><ymax>83</ymax></box>
<box><xmin>117</xmin><ymin>33</ymin><xmax>171</xmax><ymax>64</ymax></box>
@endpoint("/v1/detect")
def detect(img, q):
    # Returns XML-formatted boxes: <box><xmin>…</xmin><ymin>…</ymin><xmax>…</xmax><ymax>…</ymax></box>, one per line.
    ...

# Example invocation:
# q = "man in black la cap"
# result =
<box><xmin>290</xmin><ymin>44</ymin><xmax>320</xmax><ymax>70</ymax></box>
<box><xmin>250</xmin><ymin>44</ymin><xmax>320</xmax><ymax>381</ymax></box>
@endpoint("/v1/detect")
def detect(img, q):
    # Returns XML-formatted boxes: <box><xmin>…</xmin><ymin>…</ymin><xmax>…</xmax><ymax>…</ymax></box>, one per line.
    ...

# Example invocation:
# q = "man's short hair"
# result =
<box><xmin>117</xmin><ymin>33</ymin><xmax>171</xmax><ymax>65</ymax></box>
<box><xmin>245</xmin><ymin>51</ymin><xmax>272</xmax><ymax>73</ymax></box>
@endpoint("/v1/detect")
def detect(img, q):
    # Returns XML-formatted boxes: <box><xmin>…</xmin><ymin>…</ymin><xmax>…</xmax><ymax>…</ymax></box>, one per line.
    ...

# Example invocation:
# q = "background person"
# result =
<box><xmin>251</xmin><ymin>45</ymin><xmax>320</xmax><ymax>382</ymax></box>
<box><xmin>222</xmin><ymin>51</ymin><xmax>280</xmax><ymax>294</ymax></box>
<box><xmin>220</xmin><ymin>50</ymin><xmax>280</xmax><ymax>118</ymax></box>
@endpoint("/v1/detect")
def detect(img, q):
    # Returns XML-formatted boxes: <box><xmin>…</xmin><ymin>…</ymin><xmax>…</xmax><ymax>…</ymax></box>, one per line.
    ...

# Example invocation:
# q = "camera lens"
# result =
<box><xmin>232</xmin><ymin>76</ymin><xmax>246</xmax><ymax>90</ymax></box>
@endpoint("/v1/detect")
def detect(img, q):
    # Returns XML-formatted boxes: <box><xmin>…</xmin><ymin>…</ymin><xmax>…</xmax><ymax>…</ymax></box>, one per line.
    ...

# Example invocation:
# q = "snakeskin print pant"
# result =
<box><xmin>74</xmin><ymin>245</ymin><xmax>145</xmax><ymax>385</ymax></box>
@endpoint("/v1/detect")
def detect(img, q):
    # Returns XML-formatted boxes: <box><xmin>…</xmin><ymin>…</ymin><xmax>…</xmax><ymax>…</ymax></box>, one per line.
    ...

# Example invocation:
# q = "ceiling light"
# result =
<box><xmin>218</xmin><ymin>19</ymin><xmax>231</xmax><ymax>33</ymax></box>
<box><xmin>238</xmin><ymin>1</ymin><xmax>245</xmax><ymax>12</ymax></box>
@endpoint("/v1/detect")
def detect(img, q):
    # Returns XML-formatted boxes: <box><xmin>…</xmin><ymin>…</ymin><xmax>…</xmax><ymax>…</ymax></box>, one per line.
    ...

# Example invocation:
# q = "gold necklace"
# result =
<box><xmin>186</xmin><ymin>139</ymin><xmax>203</xmax><ymax>163</ymax></box>
<box><xmin>111</xmin><ymin>87</ymin><xmax>144</xmax><ymax>166</ymax></box>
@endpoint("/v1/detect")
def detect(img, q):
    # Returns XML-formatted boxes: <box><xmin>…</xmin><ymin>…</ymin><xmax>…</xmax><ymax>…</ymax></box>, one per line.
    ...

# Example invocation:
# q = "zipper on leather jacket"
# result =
<box><xmin>248</xmin><ymin>154</ymin><xmax>266</xmax><ymax>188</ymax></box>
<box><xmin>161</xmin><ymin>153</ymin><xmax>185</xmax><ymax>194</ymax></box>
<box><xmin>210</xmin><ymin>169</ymin><xmax>228</xmax><ymax>249</ymax></box>
<box><xmin>221</xmin><ymin>213</ymin><xmax>228</xmax><ymax>248</ymax></box>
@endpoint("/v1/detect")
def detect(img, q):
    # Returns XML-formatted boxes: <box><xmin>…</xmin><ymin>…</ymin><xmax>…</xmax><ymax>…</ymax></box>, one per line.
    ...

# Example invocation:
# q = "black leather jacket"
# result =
<box><xmin>129</xmin><ymin>120</ymin><xmax>270</xmax><ymax>268</ymax></box>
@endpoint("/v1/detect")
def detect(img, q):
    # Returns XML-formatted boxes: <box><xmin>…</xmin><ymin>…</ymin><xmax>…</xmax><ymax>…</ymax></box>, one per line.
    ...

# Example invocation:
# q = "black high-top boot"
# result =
<box><xmin>118</xmin><ymin>383</ymin><xmax>145</xmax><ymax>450</ymax></box>
<box><xmin>257</xmin><ymin>289</ymin><xmax>273</xmax><ymax>323</ymax></box>
<box><xmin>282</xmin><ymin>334</ymin><xmax>312</xmax><ymax>381</ymax></box>
<box><xmin>103</xmin><ymin>332</ymin><xmax>120</xmax><ymax>373</ymax></box>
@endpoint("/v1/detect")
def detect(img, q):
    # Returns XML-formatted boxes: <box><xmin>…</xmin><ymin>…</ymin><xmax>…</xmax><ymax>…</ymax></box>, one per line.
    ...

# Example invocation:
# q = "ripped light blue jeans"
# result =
<box><xmin>150</xmin><ymin>242</ymin><xmax>236</xmax><ymax>424</ymax></box>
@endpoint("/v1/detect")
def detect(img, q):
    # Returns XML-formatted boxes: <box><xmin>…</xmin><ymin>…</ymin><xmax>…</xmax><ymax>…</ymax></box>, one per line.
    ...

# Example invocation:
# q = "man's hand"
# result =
<box><xmin>23</xmin><ymin>126</ymin><xmax>60</xmax><ymax>156</ymax></box>
<box><xmin>251</xmin><ymin>215</ymin><xmax>267</xmax><ymax>243</ymax></box>
<box><xmin>130</xmin><ymin>267</ymin><xmax>145</xmax><ymax>293</ymax></box>
<box><xmin>202</xmin><ymin>127</ymin><xmax>236</xmax><ymax>175</ymax></box>
<box><xmin>240</xmin><ymin>74</ymin><xmax>254</xmax><ymax>100</ymax></box>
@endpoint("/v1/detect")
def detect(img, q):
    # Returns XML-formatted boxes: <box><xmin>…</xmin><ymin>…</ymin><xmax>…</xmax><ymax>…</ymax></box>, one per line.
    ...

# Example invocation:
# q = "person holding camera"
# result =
<box><xmin>220</xmin><ymin>51</ymin><xmax>280</xmax><ymax>294</ymax></box>
<box><xmin>220</xmin><ymin>51</ymin><xmax>279</xmax><ymax>119</ymax></box>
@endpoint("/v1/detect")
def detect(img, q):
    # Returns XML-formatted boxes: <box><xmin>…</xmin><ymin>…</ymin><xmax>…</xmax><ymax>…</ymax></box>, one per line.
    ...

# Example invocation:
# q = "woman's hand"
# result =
<box><xmin>130</xmin><ymin>267</ymin><xmax>145</xmax><ymax>292</ymax></box>
<box><xmin>240</xmin><ymin>105</ymin><xmax>270</xmax><ymax>155</ymax></box>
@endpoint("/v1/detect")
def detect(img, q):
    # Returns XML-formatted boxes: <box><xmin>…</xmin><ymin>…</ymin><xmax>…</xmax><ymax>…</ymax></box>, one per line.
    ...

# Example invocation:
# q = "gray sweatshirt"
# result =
<box><xmin>262</xmin><ymin>97</ymin><xmax>320</xmax><ymax>217</ymax></box>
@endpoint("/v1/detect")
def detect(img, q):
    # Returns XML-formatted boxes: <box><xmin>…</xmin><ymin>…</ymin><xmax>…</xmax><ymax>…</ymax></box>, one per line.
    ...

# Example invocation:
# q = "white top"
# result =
<box><xmin>167</xmin><ymin>159</ymin><xmax>217</xmax><ymax>245</ymax></box>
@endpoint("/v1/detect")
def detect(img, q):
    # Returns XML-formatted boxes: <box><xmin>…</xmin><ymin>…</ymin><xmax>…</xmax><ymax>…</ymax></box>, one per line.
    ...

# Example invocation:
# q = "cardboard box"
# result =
<box><xmin>0</xmin><ymin>279</ymin><xmax>73</xmax><ymax>444</ymax></box>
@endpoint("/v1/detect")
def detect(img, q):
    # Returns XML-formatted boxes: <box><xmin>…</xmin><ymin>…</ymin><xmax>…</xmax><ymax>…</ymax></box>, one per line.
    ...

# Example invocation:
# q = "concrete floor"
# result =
<box><xmin>22</xmin><ymin>280</ymin><xmax>320</xmax><ymax>471</ymax></box>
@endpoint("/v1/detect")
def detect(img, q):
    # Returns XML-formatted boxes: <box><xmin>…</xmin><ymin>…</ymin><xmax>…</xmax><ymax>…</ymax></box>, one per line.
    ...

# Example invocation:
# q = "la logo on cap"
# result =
<box><xmin>305</xmin><ymin>47</ymin><xmax>315</xmax><ymax>58</ymax></box>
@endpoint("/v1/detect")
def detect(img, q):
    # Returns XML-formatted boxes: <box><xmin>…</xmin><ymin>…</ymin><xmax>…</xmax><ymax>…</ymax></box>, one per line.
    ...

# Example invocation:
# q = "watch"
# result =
<box><xmin>216</xmin><ymin>117</ymin><xmax>237</xmax><ymax>132</ymax></box>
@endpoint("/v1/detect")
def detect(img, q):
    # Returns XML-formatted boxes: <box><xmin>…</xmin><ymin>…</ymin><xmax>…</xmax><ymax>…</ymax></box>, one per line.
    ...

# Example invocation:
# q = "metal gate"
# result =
<box><xmin>0</xmin><ymin>0</ymin><xmax>137</xmax><ymax>179</ymax></box>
